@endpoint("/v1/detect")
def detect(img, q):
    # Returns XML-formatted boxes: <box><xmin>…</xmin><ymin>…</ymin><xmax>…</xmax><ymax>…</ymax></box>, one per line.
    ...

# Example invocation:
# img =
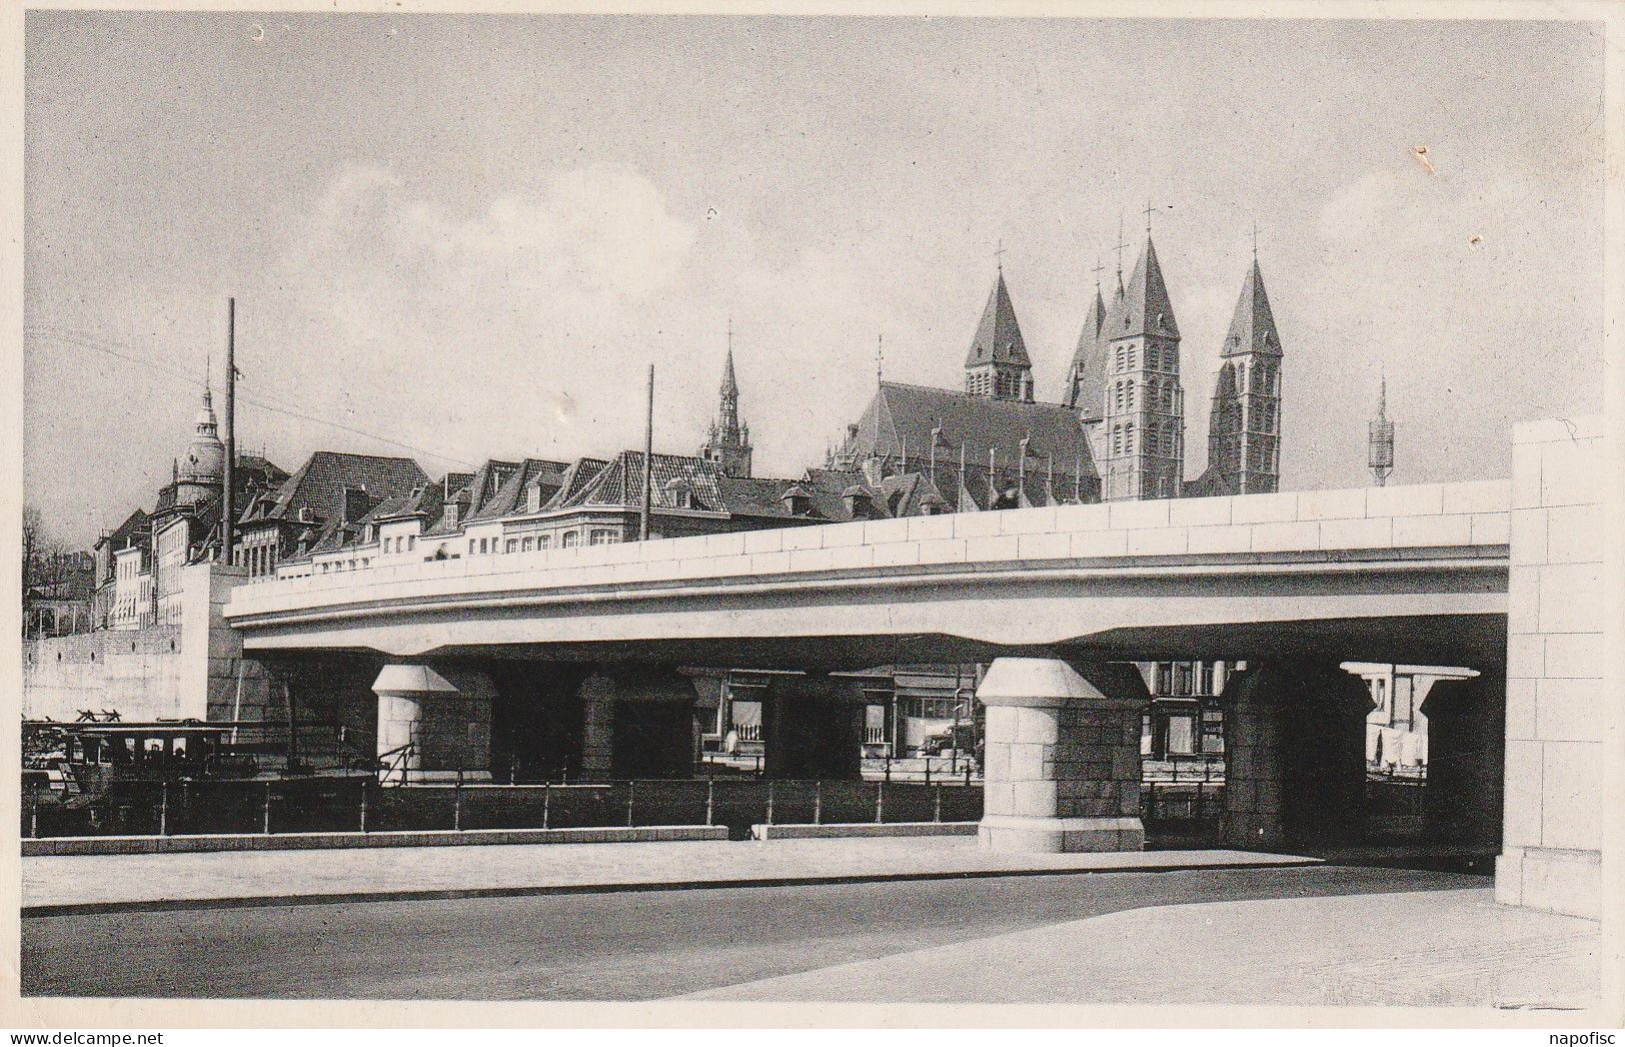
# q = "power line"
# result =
<box><xmin>26</xmin><ymin>325</ymin><xmax>482</xmax><ymax>469</ymax></box>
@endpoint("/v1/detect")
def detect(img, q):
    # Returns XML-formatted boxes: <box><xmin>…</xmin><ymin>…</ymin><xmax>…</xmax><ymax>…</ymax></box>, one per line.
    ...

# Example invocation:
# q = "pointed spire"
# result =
<box><xmin>721</xmin><ymin>351</ymin><xmax>737</xmax><ymax>397</ymax></box>
<box><xmin>1221</xmin><ymin>257</ymin><xmax>1281</xmax><ymax>358</ymax></box>
<box><xmin>203</xmin><ymin>354</ymin><xmax>213</xmax><ymax>410</ymax></box>
<box><xmin>964</xmin><ymin>270</ymin><xmax>1032</xmax><ymax>368</ymax></box>
<box><xmin>1107</xmin><ymin>235</ymin><xmax>1180</xmax><ymax>341</ymax></box>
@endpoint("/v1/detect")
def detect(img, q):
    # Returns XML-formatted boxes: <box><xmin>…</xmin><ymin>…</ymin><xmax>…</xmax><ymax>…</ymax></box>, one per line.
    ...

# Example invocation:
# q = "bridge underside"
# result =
<box><xmin>247</xmin><ymin>612</ymin><xmax>1507</xmax><ymax>676</ymax></box>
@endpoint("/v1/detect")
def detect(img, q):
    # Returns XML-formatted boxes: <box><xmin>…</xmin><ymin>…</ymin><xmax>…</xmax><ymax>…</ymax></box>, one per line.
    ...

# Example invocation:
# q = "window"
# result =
<box><xmin>538</xmin><ymin>535</ymin><xmax>552</xmax><ymax>550</ymax></box>
<box><xmin>468</xmin><ymin>539</ymin><xmax>476</xmax><ymax>556</ymax></box>
<box><xmin>589</xmin><ymin>529</ymin><xmax>620</xmax><ymax>546</ymax></box>
<box><xmin>1126</xmin><ymin>378</ymin><xmax>1135</xmax><ymax>409</ymax></box>
<box><xmin>1115</xmin><ymin>346</ymin><xmax>1126</xmax><ymax>371</ymax></box>
<box><xmin>562</xmin><ymin>531</ymin><xmax>580</xmax><ymax>549</ymax></box>
<box><xmin>1147</xmin><ymin>347</ymin><xmax>1160</xmax><ymax>371</ymax></box>
<box><xmin>407</xmin><ymin>535</ymin><xmax>416</xmax><ymax>551</ymax></box>
<box><xmin>1201</xmin><ymin>705</ymin><xmax>1225</xmax><ymax>753</ymax></box>
<box><xmin>521</xmin><ymin>536</ymin><xmax>533</xmax><ymax>552</ymax></box>
<box><xmin>506</xmin><ymin>539</ymin><xmax>518</xmax><ymax>553</ymax></box>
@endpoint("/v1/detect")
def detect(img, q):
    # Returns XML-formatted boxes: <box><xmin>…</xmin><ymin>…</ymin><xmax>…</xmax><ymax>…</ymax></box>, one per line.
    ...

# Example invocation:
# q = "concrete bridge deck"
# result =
<box><xmin>225</xmin><ymin>479</ymin><xmax>1511</xmax><ymax>667</ymax></box>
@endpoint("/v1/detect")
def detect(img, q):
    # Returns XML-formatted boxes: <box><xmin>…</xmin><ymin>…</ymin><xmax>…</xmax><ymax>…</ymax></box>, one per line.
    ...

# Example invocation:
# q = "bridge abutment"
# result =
<box><xmin>1496</xmin><ymin>417</ymin><xmax>1604</xmax><ymax>919</ymax></box>
<box><xmin>762</xmin><ymin>673</ymin><xmax>867</xmax><ymax>780</ymax></box>
<box><xmin>977</xmin><ymin>657</ymin><xmax>1148</xmax><ymax>853</ymax></box>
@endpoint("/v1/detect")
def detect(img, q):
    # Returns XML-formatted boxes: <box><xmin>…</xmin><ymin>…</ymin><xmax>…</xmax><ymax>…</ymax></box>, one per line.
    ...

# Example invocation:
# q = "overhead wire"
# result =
<box><xmin>26</xmin><ymin>324</ymin><xmax>483</xmax><ymax>470</ymax></box>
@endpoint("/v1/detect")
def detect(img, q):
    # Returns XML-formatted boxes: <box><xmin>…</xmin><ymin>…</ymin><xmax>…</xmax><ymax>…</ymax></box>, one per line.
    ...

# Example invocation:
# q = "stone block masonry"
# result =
<box><xmin>1496</xmin><ymin>415</ymin><xmax>1606</xmax><ymax>919</ymax></box>
<box><xmin>978</xmin><ymin>658</ymin><xmax>1147</xmax><ymax>853</ymax></box>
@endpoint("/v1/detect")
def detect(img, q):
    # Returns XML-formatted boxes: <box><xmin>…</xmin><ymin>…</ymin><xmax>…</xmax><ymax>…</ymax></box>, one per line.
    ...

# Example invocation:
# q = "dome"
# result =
<box><xmin>179</xmin><ymin>387</ymin><xmax>225</xmax><ymax>485</ymax></box>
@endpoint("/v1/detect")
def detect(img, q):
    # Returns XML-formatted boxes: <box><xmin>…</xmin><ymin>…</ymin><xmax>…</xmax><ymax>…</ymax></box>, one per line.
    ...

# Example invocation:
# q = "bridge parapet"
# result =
<box><xmin>226</xmin><ymin>479</ymin><xmax>1511</xmax><ymax>622</ymax></box>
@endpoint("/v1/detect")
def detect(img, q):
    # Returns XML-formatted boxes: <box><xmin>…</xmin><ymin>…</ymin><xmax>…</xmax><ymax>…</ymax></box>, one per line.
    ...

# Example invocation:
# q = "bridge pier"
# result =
<box><xmin>578</xmin><ymin>667</ymin><xmax>701</xmax><ymax>780</ymax></box>
<box><xmin>1219</xmin><ymin>661</ymin><xmax>1371</xmax><ymax>851</ymax></box>
<box><xmin>371</xmin><ymin>663</ymin><xmax>494</xmax><ymax>783</ymax></box>
<box><xmin>762</xmin><ymin>673</ymin><xmax>867</xmax><ymax>780</ymax></box>
<box><xmin>1421</xmin><ymin>668</ymin><xmax>1505</xmax><ymax>846</ymax></box>
<box><xmin>977</xmin><ymin>657</ymin><xmax>1148</xmax><ymax>853</ymax></box>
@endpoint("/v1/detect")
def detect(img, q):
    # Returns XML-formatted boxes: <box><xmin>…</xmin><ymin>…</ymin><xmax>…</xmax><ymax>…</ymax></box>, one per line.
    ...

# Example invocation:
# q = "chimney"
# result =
<box><xmin>341</xmin><ymin>485</ymin><xmax>370</xmax><ymax>527</ymax></box>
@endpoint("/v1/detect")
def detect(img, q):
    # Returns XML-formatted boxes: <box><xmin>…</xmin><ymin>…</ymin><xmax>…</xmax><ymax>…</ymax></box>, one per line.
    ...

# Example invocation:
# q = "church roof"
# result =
<box><xmin>1221</xmin><ymin>259</ymin><xmax>1282</xmax><ymax>358</ymax></box>
<box><xmin>963</xmin><ymin>272</ymin><xmax>1032</xmax><ymax>370</ymax></box>
<box><xmin>855</xmin><ymin>382</ymin><xmax>1097</xmax><ymax>482</ymax></box>
<box><xmin>1105</xmin><ymin>237</ymin><xmax>1180</xmax><ymax>342</ymax></box>
<box><xmin>1066</xmin><ymin>286</ymin><xmax>1110</xmax><ymax>421</ymax></box>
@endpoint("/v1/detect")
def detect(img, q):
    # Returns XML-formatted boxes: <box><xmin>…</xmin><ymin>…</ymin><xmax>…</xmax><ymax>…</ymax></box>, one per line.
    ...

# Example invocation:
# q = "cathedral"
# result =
<box><xmin>829</xmin><ymin>228</ymin><xmax>1286</xmax><ymax>506</ymax></box>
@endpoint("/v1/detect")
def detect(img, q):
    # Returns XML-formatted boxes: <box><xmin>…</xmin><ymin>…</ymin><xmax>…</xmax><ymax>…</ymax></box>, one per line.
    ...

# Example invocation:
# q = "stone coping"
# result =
<box><xmin>227</xmin><ymin>479</ymin><xmax>1511</xmax><ymax>621</ymax></box>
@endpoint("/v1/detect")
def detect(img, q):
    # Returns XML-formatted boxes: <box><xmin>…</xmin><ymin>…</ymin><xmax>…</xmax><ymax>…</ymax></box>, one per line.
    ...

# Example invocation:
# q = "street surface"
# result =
<box><xmin>24</xmin><ymin>864</ymin><xmax>1485</xmax><ymax>1001</ymax></box>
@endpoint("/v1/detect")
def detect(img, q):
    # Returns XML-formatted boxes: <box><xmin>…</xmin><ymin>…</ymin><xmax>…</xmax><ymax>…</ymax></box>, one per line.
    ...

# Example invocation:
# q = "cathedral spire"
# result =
<box><xmin>1108</xmin><ymin>235</ymin><xmax>1180</xmax><ymax>340</ymax></box>
<box><xmin>964</xmin><ymin>269</ymin><xmax>1034</xmax><ymax>401</ymax></box>
<box><xmin>1221</xmin><ymin>257</ymin><xmax>1281</xmax><ymax>358</ymax></box>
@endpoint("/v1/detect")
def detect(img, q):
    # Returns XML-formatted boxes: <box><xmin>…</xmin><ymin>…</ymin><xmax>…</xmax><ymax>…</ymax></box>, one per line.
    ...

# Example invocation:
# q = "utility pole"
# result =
<box><xmin>222</xmin><ymin>297</ymin><xmax>237</xmax><ymax>567</ymax></box>
<box><xmin>640</xmin><ymin>364</ymin><xmax>654</xmax><ymax>541</ymax></box>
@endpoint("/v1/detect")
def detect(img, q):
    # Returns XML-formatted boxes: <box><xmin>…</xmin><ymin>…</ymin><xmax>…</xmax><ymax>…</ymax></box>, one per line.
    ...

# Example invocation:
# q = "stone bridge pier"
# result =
<box><xmin>762</xmin><ymin>673</ymin><xmax>868</xmax><ymax>780</ymax></box>
<box><xmin>1217</xmin><ymin>661</ymin><xmax>1372</xmax><ymax>851</ymax></box>
<box><xmin>977</xmin><ymin>657</ymin><xmax>1149</xmax><ymax>853</ymax></box>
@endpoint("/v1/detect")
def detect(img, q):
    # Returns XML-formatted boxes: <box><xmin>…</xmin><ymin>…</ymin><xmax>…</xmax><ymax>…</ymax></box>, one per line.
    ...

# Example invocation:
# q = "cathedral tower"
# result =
<box><xmin>1065</xmin><ymin>268</ymin><xmax>1110</xmax><ymax>468</ymax></box>
<box><xmin>700</xmin><ymin>330</ymin><xmax>753</xmax><ymax>478</ymax></box>
<box><xmin>1206</xmin><ymin>254</ymin><xmax>1283</xmax><ymax>494</ymax></box>
<box><xmin>964</xmin><ymin>269</ymin><xmax>1034</xmax><ymax>402</ymax></box>
<box><xmin>1101</xmin><ymin>234</ymin><xmax>1184</xmax><ymax>501</ymax></box>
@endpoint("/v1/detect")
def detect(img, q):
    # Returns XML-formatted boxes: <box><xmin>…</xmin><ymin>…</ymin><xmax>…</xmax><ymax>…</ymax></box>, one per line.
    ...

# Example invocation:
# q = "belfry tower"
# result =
<box><xmin>700</xmin><ymin>325</ymin><xmax>753</xmax><ymax>478</ymax></box>
<box><xmin>1100</xmin><ymin>227</ymin><xmax>1185</xmax><ymax>501</ymax></box>
<box><xmin>964</xmin><ymin>264</ymin><xmax>1035</xmax><ymax>403</ymax></box>
<box><xmin>1206</xmin><ymin>247</ymin><xmax>1284</xmax><ymax>494</ymax></box>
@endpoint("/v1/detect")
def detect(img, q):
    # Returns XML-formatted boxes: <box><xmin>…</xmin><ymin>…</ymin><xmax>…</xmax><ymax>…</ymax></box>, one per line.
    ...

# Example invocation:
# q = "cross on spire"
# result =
<box><xmin>876</xmin><ymin>333</ymin><xmax>884</xmax><ymax>388</ymax></box>
<box><xmin>1114</xmin><ymin>213</ymin><xmax>1128</xmax><ymax>279</ymax></box>
<box><xmin>1090</xmin><ymin>256</ymin><xmax>1105</xmax><ymax>289</ymax></box>
<box><xmin>1143</xmin><ymin>199</ymin><xmax>1158</xmax><ymax>236</ymax></box>
<box><xmin>1251</xmin><ymin>221</ymin><xmax>1259</xmax><ymax>260</ymax></box>
<box><xmin>994</xmin><ymin>238</ymin><xmax>1007</xmax><ymax>273</ymax></box>
<box><xmin>727</xmin><ymin>315</ymin><xmax>733</xmax><ymax>351</ymax></box>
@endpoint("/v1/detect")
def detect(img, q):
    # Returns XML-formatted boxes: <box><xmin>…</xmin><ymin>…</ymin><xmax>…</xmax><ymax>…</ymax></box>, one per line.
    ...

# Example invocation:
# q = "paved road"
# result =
<box><xmin>22</xmin><ymin>865</ymin><xmax>1481</xmax><ymax>1001</ymax></box>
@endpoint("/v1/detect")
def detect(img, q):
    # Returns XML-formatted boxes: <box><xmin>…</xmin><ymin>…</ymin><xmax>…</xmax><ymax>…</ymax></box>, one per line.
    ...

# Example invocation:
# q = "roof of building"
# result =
<box><xmin>243</xmin><ymin>451</ymin><xmax>429</xmax><ymax>528</ymax></box>
<box><xmin>553</xmin><ymin>451</ymin><xmax>730</xmax><ymax>514</ymax></box>
<box><xmin>963</xmin><ymin>271</ymin><xmax>1032</xmax><ymax>370</ymax></box>
<box><xmin>1221</xmin><ymin>259</ymin><xmax>1282</xmax><ymax>358</ymax></box>
<box><xmin>852</xmin><ymin>382</ymin><xmax>1098</xmax><ymax>484</ymax></box>
<box><xmin>96</xmin><ymin>508</ymin><xmax>150</xmax><ymax>552</ymax></box>
<box><xmin>1104</xmin><ymin>236</ymin><xmax>1180</xmax><ymax>342</ymax></box>
<box><xmin>469</xmin><ymin>458</ymin><xmax>572</xmax><ymax>523</ymax></box>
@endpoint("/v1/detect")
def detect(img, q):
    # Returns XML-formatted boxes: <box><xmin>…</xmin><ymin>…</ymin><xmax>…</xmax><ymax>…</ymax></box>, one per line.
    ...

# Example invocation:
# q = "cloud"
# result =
<box><xmin>282</xmin><ymin>161</ymin><xmax>699</xmax><ymax>353</ymax></box>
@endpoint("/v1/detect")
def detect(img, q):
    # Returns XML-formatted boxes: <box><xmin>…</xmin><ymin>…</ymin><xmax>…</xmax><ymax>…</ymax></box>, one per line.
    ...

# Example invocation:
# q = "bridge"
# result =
<box><xmin>221</xmin><ymin>416</ymin><xmax>1605</xmax><ymax>919</ymax></box>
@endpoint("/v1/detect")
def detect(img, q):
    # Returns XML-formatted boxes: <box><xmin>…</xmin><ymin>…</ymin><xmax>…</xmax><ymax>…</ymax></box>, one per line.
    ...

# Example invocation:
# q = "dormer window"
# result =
<box><xmin>781</xmin><ymin>485</ymin><xmax>814</xmax><ymax>517</ymax></box>
<box><xmin>663</xmin><ymin>477</ymin><xmax>695</xmax><ymax>511</ymax></box>
<box><xmin>525</xmin><ymin>483</ymin><xmax>542</xmax><ymax>514</ymax></box>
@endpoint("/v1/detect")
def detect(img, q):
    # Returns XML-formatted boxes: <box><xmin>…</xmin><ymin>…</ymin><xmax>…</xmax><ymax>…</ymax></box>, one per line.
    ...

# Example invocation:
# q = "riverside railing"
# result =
<box><xmin>20</xmin><ymin>775</ymin><xmax>987</xmax><ymax>840</ymax></box>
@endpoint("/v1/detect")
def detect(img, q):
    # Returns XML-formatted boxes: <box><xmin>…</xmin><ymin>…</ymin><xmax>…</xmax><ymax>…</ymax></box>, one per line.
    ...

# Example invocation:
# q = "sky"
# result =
<box><xmin>23</xmin><ymin>13</ymin><xmax>1607</xmax><ymax>548</ymax></box>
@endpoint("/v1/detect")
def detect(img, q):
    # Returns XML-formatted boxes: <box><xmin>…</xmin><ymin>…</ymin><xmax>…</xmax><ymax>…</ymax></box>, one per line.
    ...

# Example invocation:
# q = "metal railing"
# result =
<box><xmin>21</xmin><ymin>775</ymin><xmax>986</xmax><ymax>840</ymax></box>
